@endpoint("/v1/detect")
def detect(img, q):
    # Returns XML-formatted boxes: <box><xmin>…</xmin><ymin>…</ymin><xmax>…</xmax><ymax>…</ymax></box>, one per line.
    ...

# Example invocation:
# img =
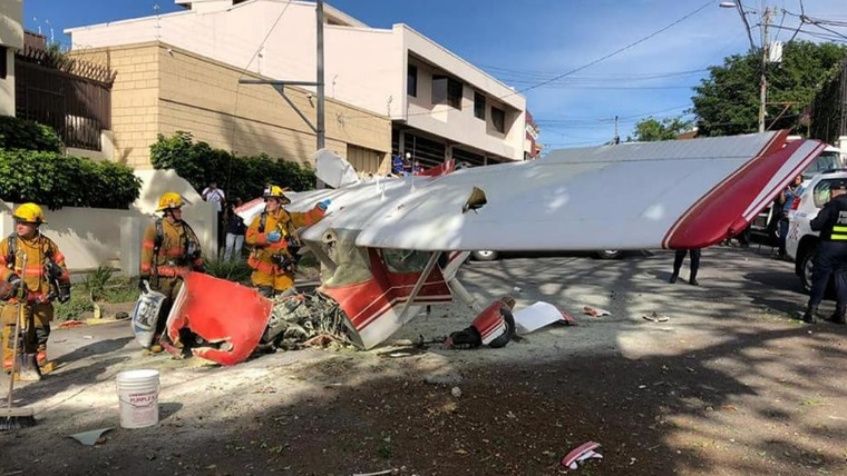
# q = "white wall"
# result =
<box><xmin>0</xmin><ymin>0</ymin><xmax>23</xmax><ymax>50</ymax></box>
<box><xmin>0</xmin><ymin>170</ymin><xmax>218</xmax><ymax>277</ymax></box>
<box><xmin>0</xmin><ymin>0</ymin><xmax>23</xmax><ymax>117</ymax></box>
<box><xmin>405</xmin><ymin>57</ymin><xmax>522</xmax><ymax>161</ymax></box>
<box><xmin>0</xmin><ymin>48</ymin><xmax>14</xmax><ymax>116</ymax></box>
<box><xmin>66</xmin><ymin>0</ymin><xmax>527</xmax><ymax>161</ymax></box>
<box><xmin>324</xmin><ymin>25</ymin><xmax>402</xmax><ymax>117</ymax></box>
<box><xmin>0</xmin><ymin>200</ymin><xmax>149</xmax><ymax>277</ymax></box>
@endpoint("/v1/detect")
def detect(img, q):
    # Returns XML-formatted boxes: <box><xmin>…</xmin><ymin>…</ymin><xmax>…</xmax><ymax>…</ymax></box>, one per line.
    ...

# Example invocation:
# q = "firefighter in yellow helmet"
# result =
<box><xmin>138</xmin><ymin>193</ymin><xmax>205</xmax><ymax>348</ymax></box>
<box><xmin>246</xmin><ymin>185</ymin><xmax>330</xmax><ymax>297</ymax></box>
<box><xmin>0</xmin><ymin>203</ymin><xmax>70</xmax><ymax>376</ymax></box>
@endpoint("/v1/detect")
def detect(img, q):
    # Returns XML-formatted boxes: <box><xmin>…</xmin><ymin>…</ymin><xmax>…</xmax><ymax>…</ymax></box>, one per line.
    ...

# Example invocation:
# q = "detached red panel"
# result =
<box><xmin>167</xmin><ymin>272</ymin><xmax>273</xmax><ymax>366</ymax></box>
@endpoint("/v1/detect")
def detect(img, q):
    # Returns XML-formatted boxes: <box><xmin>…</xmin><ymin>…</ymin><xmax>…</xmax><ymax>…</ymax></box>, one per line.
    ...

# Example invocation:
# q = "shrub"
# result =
<box><xmin>54</xmin><ymin>272</ymin><xmax>140</xmax><ymax>321</ymax></box>
<box><xmin>0</xmin><ymin>116</ymin><xmax>63</xmax><ymax>152</ymax></box>
<box><xmin>203</xmin><ymin>258</ymin><xmax>253</xmax><ymax>284</ymax></box>
<box><xmin>0</xmin><ymin>149</ymin><xmax>141</xmax><ymax>209</ymax></box>
<box><xmin>84</xmin><ymin>266</ymin><xmax>114</xmax><ymax>301</ymax></box>
<box><xmin>55</xmin><ymin>291</ymin><xmax>95</xmax><ymax>321</ymax></box>
<box><xmin>150</xmin><ymin>132</ymin><xmax>316</xmax><ymax>200</ymax></box>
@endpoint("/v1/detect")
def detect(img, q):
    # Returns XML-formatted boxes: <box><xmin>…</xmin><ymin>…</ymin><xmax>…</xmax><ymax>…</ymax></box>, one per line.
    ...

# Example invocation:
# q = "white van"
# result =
<box><xmin>786</xmin><ymin>165</ymin><xmax>847</xmax><ymax>291</ymax></box>
<box><xmin>750</xmin><ymin>145</ymin><xmax>843</xmax><ymax>244</ymax></box>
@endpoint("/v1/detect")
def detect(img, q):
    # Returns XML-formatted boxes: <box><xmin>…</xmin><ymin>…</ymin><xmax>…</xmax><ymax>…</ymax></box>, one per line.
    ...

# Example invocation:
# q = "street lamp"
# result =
<box><xmin>720</xmin><ymin>1</ymin><xmax>771</xmax><ymax>133</ymax></box>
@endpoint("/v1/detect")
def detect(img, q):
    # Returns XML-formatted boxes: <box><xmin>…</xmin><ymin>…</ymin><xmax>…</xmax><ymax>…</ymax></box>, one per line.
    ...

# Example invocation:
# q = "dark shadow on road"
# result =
<box><xmin>55</xmin><ymin>336</ymin><xmax>134</xmax><ymax>367</ymax></box>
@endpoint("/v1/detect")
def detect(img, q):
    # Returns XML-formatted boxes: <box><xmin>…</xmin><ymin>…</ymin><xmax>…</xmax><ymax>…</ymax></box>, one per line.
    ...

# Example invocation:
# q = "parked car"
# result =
<box><xmin>750</xmin><ymin>145</ymin><xmax>843</xmax><ymax>245</ymax></box>
<box><xmin>786</xmin><ymin>169</ymin><xmax>847</xmax><ymax>291</ymax></box>
<box><xmin>470</xmin><ymin>249</ymin><xmax>624</xmax><ymax>261</ymax></box>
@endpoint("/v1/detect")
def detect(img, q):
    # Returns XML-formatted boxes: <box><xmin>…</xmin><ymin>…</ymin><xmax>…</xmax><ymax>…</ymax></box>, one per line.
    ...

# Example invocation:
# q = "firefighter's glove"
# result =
<box><xmin>317</xmin><ymin>198</ymin><xmax>332</xmax><ymax>211</ymax></box>
<box><xmin>56</xmin><ymin>283</ymin><xmax>71</xmax><ymax>303</ymax></box>
<box><xmin>267</xmin><ymin>231</ymin><xmax>282</xmax><ymax>243</ymax></box>
<box><xmin>7</xmin><ymin>274</ymin><xmax>22</xmax><ymax>297</ymax></box>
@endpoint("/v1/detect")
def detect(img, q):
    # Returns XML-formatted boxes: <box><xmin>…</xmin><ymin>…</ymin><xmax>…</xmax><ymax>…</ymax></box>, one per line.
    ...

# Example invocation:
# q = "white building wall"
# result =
<box><xmin>67</xmin><ymin>0</ymin><xmax>527</xmax><ymax>161</ymax></box>
<box><xmin>0</xmin><ymin>0</ymin><xmax>23</xmax><ymax>117</ymax></box>
<box><xmin>405</xmin><ymin>54</ymin><xmax>523</xmax><ymax>161</ymax></box>
<box><xmin>324</xmin><ymin>25</ymin><xmax>402</xmax><ymax>117</ymax></box>
<box><xmin>0</xmin><ymin>49</ymin><xmax>14</xmax><ymax>116</ymax></box>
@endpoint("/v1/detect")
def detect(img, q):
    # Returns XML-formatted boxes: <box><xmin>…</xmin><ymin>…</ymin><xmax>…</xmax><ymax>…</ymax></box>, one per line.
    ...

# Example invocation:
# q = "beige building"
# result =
<box><xmin>70</xmin><ymin>42</ymin><xmax>390</xmax><ymax>169</ymax></box>
<box><xmin>0</xmin><ymin>0</ymin><xmax>23</xmax><ymax>117</ymax></box>
<box><xmin>66</xmin><ymin>0</ymin><xmax>527</xmax><ymax>169</ymax></box>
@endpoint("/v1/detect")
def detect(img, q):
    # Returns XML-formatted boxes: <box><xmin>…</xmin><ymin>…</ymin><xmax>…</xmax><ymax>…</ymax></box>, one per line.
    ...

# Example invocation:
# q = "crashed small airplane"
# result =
<box><xmin>132</xmin><ymin>130</ymin><xmax>825</xmax><ymax>365</ymax></box>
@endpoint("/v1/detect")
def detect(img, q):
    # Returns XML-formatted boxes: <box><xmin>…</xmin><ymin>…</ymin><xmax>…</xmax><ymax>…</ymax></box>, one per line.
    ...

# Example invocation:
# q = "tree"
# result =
<box><xmin>692</xmin><ymin>41</ymin><xmax>847</xmax><ymax>137</ymax></box>
<box><xmin>630</xmin><ymin>116</ymin><xmax>693</xmax><ymax>142</ymax></box>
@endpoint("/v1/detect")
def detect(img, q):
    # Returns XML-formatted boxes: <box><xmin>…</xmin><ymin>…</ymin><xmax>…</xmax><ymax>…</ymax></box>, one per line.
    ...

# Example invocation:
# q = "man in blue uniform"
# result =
<box><xmin>802</xmin><ymin>179</ymin><xmax>847</xmax><ymax>324</ymax></box>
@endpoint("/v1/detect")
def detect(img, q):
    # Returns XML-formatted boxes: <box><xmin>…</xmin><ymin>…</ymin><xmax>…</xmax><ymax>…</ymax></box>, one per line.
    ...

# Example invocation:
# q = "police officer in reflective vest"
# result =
<box><xmin>139</xmin><ymin>193</ymin><xmax>205</xmax><ymax>346</ymax></box>
<box><xmin>0</xmin><ymin>203</ymin><xmax>70</xmax><ymax>375</ymax></box>
<box><xmin>802</xmin><ymin>179</ymin><xmax>847</xmax><ymax>324</ymax></box>
<box><xmin>246</xmin><ymin>185</ymin><xmax>330</xmax><ymax>297</ymax></box>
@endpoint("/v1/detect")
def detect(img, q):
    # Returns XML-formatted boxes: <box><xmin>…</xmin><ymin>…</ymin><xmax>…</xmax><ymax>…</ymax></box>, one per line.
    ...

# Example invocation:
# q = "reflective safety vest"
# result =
<box><xmin>812</xmin><ymin>195</ymin><xmax>847</xmax><ymax>242</ymax></box>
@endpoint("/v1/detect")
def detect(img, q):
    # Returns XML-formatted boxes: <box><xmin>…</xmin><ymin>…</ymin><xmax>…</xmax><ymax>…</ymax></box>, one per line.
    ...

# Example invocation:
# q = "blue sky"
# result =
<box><xmin>25</xmin><ymin>0</ymin><xmax>847</xmax><ymax>149</ymax></box>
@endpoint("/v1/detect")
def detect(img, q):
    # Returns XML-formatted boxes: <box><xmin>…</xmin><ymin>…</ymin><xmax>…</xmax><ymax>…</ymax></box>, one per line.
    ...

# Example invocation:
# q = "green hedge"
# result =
<box><xmin>150</xmin><ymin>132</ymin><xmax>316</xmax><ymax>200</ymax></box>
<box><xmin>0</xmin><ymin>115</ymin><xmax>63</xmax><ymax>152</ymax></box>
<box><xmin>0</xmin><ymin>149</ymin><xmax>141</xmax><ymax>209</ymax></box>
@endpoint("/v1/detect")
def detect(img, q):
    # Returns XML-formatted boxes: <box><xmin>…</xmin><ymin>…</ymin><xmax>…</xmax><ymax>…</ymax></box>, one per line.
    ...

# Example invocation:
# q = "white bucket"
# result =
<box><xmin>116</xmin><ymin>369</ymin><xmax>160</xmax><ymax>429</ymax></box>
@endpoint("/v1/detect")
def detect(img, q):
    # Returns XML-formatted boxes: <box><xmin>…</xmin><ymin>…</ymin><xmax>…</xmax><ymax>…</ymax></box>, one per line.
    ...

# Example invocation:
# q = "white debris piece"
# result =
<box><xmin>514</xmin><ymin>301</ymin><xmax>565</xmax><ymax>335</ymax></box>
<box><xmin>315</xmin><ymin>148</ymin><xmax>360</xmax><ymax>189</ymax></box>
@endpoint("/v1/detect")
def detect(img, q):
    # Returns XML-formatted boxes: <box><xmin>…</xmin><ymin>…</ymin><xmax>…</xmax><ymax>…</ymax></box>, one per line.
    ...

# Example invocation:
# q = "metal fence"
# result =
<box><xmin>14</xmin><ymin>51</ymin><xmax>113</xmax><ymax>151</ymax></box>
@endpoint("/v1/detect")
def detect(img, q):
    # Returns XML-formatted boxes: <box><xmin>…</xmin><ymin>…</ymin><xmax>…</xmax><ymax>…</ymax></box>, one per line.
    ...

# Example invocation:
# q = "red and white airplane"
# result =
<box><xmin>136</xmin><ymin>130</ymin><xmax>824</xmax><ymax>365</ymax></box>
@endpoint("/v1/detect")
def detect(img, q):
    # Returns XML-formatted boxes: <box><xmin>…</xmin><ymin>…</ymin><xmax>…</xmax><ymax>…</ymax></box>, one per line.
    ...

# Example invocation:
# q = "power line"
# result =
<box><xmin>495</xmin><ymin>82</ymin><xmax>698</xmax><ymax>90</ymax></box>
<box><xmin>766</xmin><ymin>23</ymin><xmax>847</xmax><ymax>43</ymax></box>
<box><xmin>481</xmin><ymin>66</ymin><xmax>709</xmax><ymax>82</ymax></box>
<box><xmin>508</xmin><ymin>0</ymin><xmax>714</xmax><ymax>97</ymax></box>
<box><xmin>342</xmin><ymin>2</ymin><xmax>714</xmax><ymax>124</ymax></box>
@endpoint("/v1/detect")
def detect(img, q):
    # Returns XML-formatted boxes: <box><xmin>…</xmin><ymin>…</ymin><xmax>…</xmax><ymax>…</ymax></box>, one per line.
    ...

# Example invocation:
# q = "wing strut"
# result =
<box><xmin>396</xmin><ymin>251</ymin><xmax>443</xmax><ymax>322</ymax></box>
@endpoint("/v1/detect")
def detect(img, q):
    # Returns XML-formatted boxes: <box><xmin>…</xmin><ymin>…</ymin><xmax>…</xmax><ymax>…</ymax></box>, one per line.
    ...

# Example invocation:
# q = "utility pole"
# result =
<box><xmin>758</xmin><ymin>6</ymin><xmax>771</xmax><ymax>132</ymax></box>
<box><xmin>721</xmin><ymin>2</ymin><xmax>770</xmax><ymax>132</ymax></box>
<box><xmin>613</xmin><ymin>115</ymin><xmax>620</xmax><ymax>144</ymax></box>
<box><xmin>315</xmin><ymin>0</ymin><xmax>325</xmax><ymax>150</ymax></box>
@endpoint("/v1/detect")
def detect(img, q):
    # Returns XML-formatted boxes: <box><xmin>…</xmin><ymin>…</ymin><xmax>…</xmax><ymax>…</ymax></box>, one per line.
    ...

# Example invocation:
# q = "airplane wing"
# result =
<box><xmin>245</xmin><ymin>131</ymin><xmax>823</xmax><ymax>252</ymax></box>
<box><xmin>349</xmin><ymin>131</ymin><xmax>822</xmax><ymax>251</ymax></box>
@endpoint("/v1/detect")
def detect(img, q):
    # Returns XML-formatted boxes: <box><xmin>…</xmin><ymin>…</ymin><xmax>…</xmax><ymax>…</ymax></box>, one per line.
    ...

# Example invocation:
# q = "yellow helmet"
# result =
<box><xmin>13</xmin><ymin>203</ymin><xmax>46</xmax><ymax>225</ymax></box>
<box><xmin>264</xmin><ymin>185</ymin><xmax>291</xmax><ymax>204</ymax></box>
<box><xmin>156</xmin><ymin>192</ymin><xmax>184</xmax><ymax>212</ymax></box>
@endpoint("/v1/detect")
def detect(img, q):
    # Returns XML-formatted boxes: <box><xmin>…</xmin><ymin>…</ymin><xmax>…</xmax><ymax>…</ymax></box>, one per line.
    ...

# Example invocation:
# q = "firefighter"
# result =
<box><xmin>802</xmin><ymin>180</ymin><xmax>847</xmax><ymax>324</ymax></box>
<box><xmin>139</xmin><ymin>193</ymin><xmax>205</xmax><ymax>346</ymax></box>
<box><xmin>0</xmin><ymin>203</ymin><xmax>70</xmax><ymax>375</ymax></box>
<box><xmin>246</xmin><ymin>185</ymin><xmax>330</xmax><ymax>297</ymax></box>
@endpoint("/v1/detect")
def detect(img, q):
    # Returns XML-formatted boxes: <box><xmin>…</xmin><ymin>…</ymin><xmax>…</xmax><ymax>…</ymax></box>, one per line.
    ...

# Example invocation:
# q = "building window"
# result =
<box><xmin>491</xmin><ymin>106</ymin><xmax>505</xmax><ymax>133</ymax></box>
<box><xmin>432</xmin><ymin>74</ymin><xmax>462</xmax><ymax>109</ymax></box>
<box><xmin>0</xmin><ymin>46</ymin><xmax>7</xmax><ymax>80</ymax></box>
<box><xmin>474</xmin><ymin>92</ymin><xmax>485</xmax><ymax>120</ymax></box>
<box><xmin>407</xmin><ymin>64</ymin><xmax>417</xmax><ymax>98</ymax></box>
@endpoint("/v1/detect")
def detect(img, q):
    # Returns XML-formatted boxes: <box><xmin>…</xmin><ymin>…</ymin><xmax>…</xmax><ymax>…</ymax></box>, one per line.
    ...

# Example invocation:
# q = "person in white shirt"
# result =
<box><xmin>201</xmin><ymin>182</ymin><xmax>226</xmax><ymax>254</ymax></box>
<box><xmin>201</xmin><ymin>182</ymin><xmax>226</xmax><ymax>213</ymax></box>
